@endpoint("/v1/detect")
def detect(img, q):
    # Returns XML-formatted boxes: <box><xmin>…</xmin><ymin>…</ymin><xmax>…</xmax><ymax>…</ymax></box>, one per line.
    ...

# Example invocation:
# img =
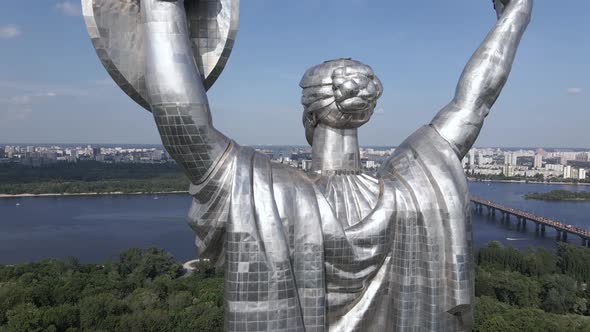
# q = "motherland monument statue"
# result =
<box><xmin>83</xmin><ymin>0</ymin><xmax>532</xmax><ymax>330</ymax></box>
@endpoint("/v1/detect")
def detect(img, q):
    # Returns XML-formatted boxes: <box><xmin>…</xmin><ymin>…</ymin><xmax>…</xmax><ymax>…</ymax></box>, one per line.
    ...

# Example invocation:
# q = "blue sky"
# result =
<box><xmin>0</xmin><ymin>0</ymin><xmax>588</xmax><ymax>148</ymax></box>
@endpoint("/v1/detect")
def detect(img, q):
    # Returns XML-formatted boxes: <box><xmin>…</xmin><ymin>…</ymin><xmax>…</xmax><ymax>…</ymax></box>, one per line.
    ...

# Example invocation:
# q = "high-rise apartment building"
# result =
<box><xmin>563</xmin><ymin>165</ymin><xmax>572</xmax><ymax>179</ymax></box>
<box><xmin>504</xmin><ymin>152</ymin><xmax>512</xmax><ymax>165</ymax></box>
<box><xmin>534</xmin><ymin>154</ymin><xmax>543</xmax><ymax>169</ymax></box>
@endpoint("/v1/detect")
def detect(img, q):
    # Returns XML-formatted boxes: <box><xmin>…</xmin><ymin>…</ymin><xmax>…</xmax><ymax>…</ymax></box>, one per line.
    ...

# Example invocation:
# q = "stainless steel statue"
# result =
<box><xmin>83</xmin><ymin>0</ymin><xmax>532</xmax><ymax>330</ymax></box>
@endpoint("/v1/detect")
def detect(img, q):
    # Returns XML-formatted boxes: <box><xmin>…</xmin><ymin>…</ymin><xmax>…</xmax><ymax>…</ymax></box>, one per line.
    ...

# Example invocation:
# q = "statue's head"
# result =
<box><xmin>300</xmin><ymin>58</ymin><xmax>383</xmax><ymax>145</ymax></box>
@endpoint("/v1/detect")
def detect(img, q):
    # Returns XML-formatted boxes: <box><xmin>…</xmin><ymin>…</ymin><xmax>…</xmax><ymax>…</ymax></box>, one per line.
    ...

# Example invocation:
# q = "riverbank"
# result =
<box><xmin>468</xmin><ymin>178</ymin><xmax>590</xmax><ymax>186</ymax></box>
<box><xmin>0</xmin><ymin>190</ymin><xmax>189</xmax><ymax>198</ymax></box>
<box><xmin>1</xmin><ymin>179</ymin><xmax>588</xmax><ymax>198</ymax></box>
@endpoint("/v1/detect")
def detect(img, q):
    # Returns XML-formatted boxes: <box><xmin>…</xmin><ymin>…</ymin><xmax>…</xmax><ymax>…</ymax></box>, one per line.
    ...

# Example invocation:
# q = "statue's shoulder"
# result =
<box><xmin>379</xmin><ymin>126</ymin><xmax>462</xmax><ymax>179</ymax></box>
<box><xmin>377</xmin><ymin>125</ymin><xmax>469</xmax><ymax>210</ymax></box>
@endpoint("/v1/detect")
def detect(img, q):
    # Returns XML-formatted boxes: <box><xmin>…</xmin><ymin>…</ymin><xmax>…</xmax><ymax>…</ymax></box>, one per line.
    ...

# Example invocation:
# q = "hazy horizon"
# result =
<box><xmin>2</xmin><ymin>141</ymin><xmax>590</xmax><ymax>152</ymax></box>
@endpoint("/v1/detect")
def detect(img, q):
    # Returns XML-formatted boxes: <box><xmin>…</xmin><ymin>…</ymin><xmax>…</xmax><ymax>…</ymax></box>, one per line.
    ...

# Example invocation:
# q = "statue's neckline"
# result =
<box><xmin>312</xmin><ymin>173</ymin><xmax>381</xmax><ymax>227</ymax></box>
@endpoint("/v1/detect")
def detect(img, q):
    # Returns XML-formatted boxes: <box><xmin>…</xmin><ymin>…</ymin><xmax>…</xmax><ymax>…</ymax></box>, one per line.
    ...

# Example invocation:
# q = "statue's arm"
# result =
<box><xmin>143</xmin><ymin>0</ymin><xmax>230</xmax><ymax>184</ymax></box>
<box><xmin>430</xmin><ymin>0</ymin><xmax>532</xmax><ymax>159</ymax></box>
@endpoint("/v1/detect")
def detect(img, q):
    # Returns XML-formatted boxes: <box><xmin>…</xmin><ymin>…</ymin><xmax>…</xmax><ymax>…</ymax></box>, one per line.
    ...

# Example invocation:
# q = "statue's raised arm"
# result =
<box><xmin>430</xmin><ymin>0</ymin><xmax>532</xmax><ymax>158</ymax></box>
<box><xmin>142</xmin><ymin>0</ymin><xmax>233</xmax><ymax>184</ymax></box>
<box><xmin>82</xmin><ymin>0</ymin><xmax>240</xmax><ymax>184</ymax></box>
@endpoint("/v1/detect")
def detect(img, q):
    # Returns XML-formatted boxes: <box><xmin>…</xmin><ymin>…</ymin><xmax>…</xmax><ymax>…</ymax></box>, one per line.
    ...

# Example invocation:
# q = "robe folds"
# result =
<box><xmin>188</xmin><ymin>125</ymin><xmax>473</xmax><ymax>332</ymax></box>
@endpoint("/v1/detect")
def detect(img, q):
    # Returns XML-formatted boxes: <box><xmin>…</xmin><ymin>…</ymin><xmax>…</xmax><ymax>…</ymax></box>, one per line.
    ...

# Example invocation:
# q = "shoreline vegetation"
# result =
<box><xmin>1</xmin><ymin>243</ymin><xmax>589</xmax><ymax>331</ymax></box>
<box><xmin>1</xmin><ymin>161</ymin><xmax>590</xmax><ymax>198</ymax></box>
<box><xmin>2</xmin><ymin>180</ymin><xmax>587</xmax><ymax>198</ymax></box>
<box><xmin>524</xmin><ymin>190</ymin><xmax>590</xmax><ymax>202</ymax></box>
<box><xmin>0</xmin><ymin>180</ymin><xmax>190</xmax><ymax>197</ymax></box>
<box><xmin>468</xmin><ymin>178</ymin><xmax>590</xmax><ymax>186</ymax></box>
<box><xmin>0</xmin><ymin>191</ymin><xmax>188</xmax><ymax>198</ymax></box>
<box><xmin>0</xmin><ymin>161</ymin><xmax>190</xmax><ymax>197</ymax></box>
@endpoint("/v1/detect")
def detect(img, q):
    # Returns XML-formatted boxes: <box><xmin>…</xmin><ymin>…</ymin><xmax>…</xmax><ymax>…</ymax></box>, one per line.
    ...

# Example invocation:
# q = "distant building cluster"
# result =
<box><xmin>464</xmin><ymin>148</ymin><xmax>589</xmax><ymax>181</ymax></box>
<box><xmin>256</xmin><ymin>146</ymin><xmax>396</xmax><ymax>172</ymax></box>
<box><xmin>1</xmin><ymin>144</ymin><xmax>396</xmax><ymax>170</ymax></box>
<box><xmin>3</xmin><ymin>143</ymin><xmax>587</xmax><ymax>183</ymax></box>
<box><xmin>0</xmin><ymin>144</ymin><xmax>171</xmax><ymax>166</ymax></box>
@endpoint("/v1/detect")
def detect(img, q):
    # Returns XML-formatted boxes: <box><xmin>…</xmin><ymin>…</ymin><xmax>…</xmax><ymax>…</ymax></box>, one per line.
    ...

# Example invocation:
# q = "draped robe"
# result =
<box><xmin>188</xmin><ymin>125</ymin><xmax>473</xmax><ymax>332</ymax></box>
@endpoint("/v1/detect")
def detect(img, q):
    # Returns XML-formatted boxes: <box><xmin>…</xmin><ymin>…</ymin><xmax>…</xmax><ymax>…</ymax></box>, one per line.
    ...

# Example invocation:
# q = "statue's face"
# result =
<box><xmin>301</xmin><ymin>59</ymin><xmax>383</xmax><ymax>143</ymax></box>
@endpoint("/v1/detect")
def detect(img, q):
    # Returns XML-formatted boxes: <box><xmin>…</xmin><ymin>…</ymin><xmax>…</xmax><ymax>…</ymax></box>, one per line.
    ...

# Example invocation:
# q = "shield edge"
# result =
<box><xmin>81</xmin><ymin>0</ymin><xmax>240</xmax><ymax>112</ymax></box>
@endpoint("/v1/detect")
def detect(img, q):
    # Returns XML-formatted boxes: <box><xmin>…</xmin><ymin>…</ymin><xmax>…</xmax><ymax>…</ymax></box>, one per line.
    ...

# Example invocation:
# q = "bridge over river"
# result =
<box><xmin>471</xmin><ymin>197</ymin><xmax>590</xmax><ymax>246</ymax></box>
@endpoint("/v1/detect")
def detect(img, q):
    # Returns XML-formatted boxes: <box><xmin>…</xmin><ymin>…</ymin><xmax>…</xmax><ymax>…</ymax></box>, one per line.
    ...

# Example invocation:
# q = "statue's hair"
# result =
<box><xmin>300</xmin><ymin>59</ymin><xmax>383</xmax><ymax>145</ymax></box>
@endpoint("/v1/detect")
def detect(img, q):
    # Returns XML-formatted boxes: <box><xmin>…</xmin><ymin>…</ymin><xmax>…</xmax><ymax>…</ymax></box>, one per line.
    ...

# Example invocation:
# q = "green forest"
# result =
<box><xmin>0</xmin><ymin>243</ymin><xmax>589</xmax><ymax>331</ymax></box>
<box><xmin>474</xmin><ymin>242</ymin><xmax>590</xmax><ymax>331</ymax></box>
<box><xmin>0</xmin><ymin>162</ymin><xmax>189</xmax><ymax>195</ymax></box>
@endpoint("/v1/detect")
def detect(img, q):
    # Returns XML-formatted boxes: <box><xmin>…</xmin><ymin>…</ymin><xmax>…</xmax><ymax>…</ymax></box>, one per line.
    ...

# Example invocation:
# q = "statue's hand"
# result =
<box><xmin>493</xmin><ymin>0</ymin><xmax>508</xmax><ymax>18</ymax></box>
<box><xmin>493</xmin><ymin>0</ymin><xmax>532</xmax><ymax>19</ymax></box>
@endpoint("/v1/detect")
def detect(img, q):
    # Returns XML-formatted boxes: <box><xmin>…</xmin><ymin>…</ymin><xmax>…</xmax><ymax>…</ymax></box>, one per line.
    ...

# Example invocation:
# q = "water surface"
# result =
<box><xmin>1</xmin><ymin>182</ymin><xmax>589</xmax><ymax>264</ymax></box>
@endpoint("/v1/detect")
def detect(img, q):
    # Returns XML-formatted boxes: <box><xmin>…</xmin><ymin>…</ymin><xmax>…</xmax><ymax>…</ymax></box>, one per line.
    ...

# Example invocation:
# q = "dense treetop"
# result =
<box><xmin>1</xmin><ymin>243</ymin><xmax>589</xmax><ymax>331</ymax></box>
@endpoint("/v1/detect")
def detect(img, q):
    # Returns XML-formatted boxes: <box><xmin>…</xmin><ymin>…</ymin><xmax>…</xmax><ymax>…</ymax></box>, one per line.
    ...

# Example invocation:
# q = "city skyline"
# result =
<box><xmin>4</xmin><ymin>143</ymin><xmax>590</xmax><ymax>173</ymax></box>
<box><xmin>0</xmin><ymin>1</ymin><xmax>588</xmax><ymax>147</ymax></box>
<box><xmin>3</xmin><ymin>142</ymin><xmax>590</xmax><ymax>151</ymax></box>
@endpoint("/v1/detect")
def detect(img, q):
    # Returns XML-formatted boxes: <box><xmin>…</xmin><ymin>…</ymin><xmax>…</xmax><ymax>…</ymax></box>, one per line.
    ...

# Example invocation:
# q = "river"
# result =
<box><xmin>1</xmin><ymin>182</ymin><xmax>589</xmax><ymax>264</ymax></box>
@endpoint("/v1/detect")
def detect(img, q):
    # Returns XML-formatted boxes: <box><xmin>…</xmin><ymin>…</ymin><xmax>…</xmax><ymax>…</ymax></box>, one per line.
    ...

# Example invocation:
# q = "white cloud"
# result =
<box><xmin>0</xmin><ymin>80</ymin><xmax>110</xmax><ymax>122</ymax></box>
<box><xmin>94</xmin><ymin>78</ymin><xmax>115</xmax><ymax>86</ymax></box>
<box><xmin>567</xmin><ymin>87</ymin><xmax>582</xmax><ymax>95</ymax></box>
<box><xmin>0</xmin><ymin>92</ymin><xmax>58</xmax><ymax>121</ymax></box>
<box><xmin>9</xmin><ymin>95</ymin><xmax>32</xmax><ymax>105</ymax></box>
<box><xmin>55</xmin><ymin>1</ymin><xmax>82</xmax><ymax>16</ymax></box>
<box><xmin>10</xmin><ymin>92</ymin><xmax>58</xmax><ymax>103</ymax></box>
<box><xmin>0</xmin><ymin>25</ymin><xmax>21</xmax><ymax>39</ymax></box>
<box><xmin>1</xmin><ymin>108</ymin><xmax>32</xmax><ymax>121</ymax></box>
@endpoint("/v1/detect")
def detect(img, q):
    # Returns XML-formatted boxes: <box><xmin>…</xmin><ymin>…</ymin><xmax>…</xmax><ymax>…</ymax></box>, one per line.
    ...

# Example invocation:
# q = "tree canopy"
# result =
<box><xmin>1</xmin><ymin>243</ymin><xmax>590</xmax><ymax>331</ymax></box>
